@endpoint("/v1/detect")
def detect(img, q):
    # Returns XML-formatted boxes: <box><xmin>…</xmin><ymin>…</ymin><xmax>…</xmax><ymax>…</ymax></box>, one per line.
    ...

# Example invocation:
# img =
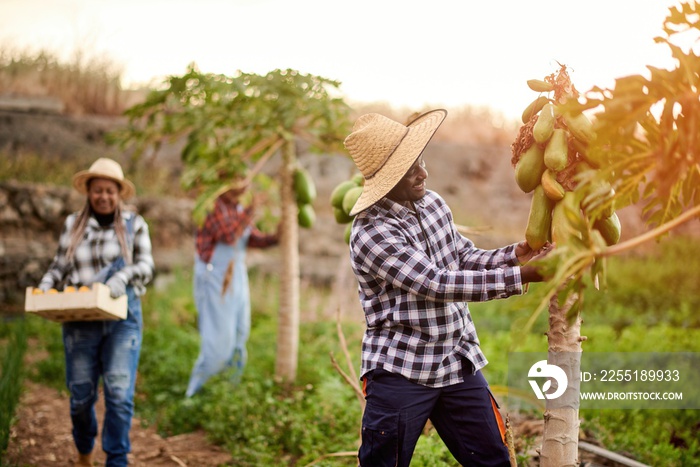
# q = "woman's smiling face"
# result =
<box><xmin>386</xmin><ymin>157</ymin><xmax>428</xmax><ymax>205</ymax></box>
<box><xmin>88</xmin><ymin>177</ymin><xmax>121</xmax><ymax>215</ymax></box>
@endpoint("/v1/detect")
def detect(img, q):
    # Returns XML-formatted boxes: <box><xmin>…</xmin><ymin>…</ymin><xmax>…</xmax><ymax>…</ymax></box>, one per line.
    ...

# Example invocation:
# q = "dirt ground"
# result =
<box><xmin>5</xmin><ymin>380</ymin><xmax>634</xmax><ymax>467</ymax></box>
<box><xmin>5</xmin><ymin>381</ymin><xmax>233</xmax><ymax>467</ymax></box>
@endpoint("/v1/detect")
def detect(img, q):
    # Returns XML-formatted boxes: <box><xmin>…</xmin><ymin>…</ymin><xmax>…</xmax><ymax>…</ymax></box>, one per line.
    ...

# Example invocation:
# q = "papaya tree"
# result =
<box><xmin>111</xmin><ymin>65</ymin><xmax>350</xmax><ymax>382</ymax></box>
<box><xmin>515</xmin><ymin>2</ymin><xmax>700</xmax><ymax>465</ymax></box>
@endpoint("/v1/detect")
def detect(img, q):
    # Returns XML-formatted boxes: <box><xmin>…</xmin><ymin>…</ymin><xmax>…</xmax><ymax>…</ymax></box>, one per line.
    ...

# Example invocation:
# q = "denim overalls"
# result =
<box><xmin>186</xmin><ymin>223</ymin><xmax>252</xmax><ymax>397</ymax></box>
<box><xmin>62</xmin><ymin>216</ymin><xmax>141</xmax><ymax>467</ymax></box>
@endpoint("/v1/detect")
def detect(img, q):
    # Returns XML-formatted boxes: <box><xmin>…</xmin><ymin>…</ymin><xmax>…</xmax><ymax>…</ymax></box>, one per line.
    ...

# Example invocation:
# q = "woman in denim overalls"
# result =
<box><xmin>186</xmin><ymin>184</ymin><xmax>279</xmax><ymax>397</ymax></box>
<box><xmin>38</xmin><ymin>158</ymin><xmax>155</xmax><ymax>466</ymax></box>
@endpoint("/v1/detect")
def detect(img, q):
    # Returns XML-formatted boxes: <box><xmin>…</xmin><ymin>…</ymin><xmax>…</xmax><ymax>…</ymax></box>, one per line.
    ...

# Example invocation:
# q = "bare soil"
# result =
<box><xmin>5</xmin><ymin>381</ymin><xmax>233</xmax><ymax>467</ymax></box>
<box><xmin>5</xmin><ymin>380</ymin><xmax>632</xmax><ymax>467</ymax></box>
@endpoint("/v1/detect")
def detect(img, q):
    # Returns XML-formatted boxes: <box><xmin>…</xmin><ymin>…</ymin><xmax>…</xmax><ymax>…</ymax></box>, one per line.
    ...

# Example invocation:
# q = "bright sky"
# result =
<box><xmin>0</xmin><ymin>0</ymin><xmax>695</xmax><ymax>121</ymax></box>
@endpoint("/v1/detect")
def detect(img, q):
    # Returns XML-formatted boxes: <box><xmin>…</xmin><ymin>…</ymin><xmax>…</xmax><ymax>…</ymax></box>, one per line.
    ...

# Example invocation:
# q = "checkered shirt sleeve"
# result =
<box><xmin>349</xmin><ymin>191</ymin><xmax>524</xmax><ymax>388</ymax></box>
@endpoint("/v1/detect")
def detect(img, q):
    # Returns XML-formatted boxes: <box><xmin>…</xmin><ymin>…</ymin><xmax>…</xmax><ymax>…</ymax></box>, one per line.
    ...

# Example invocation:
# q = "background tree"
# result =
<box><xmin>522</xmin><ymin>2</ymin><xmax>700</xmax><ymax>465</ymax></box>
<box><xmin>112</xmin><ymin>66</ymin><xmax>351</xmax><ymax>382</ymax></box>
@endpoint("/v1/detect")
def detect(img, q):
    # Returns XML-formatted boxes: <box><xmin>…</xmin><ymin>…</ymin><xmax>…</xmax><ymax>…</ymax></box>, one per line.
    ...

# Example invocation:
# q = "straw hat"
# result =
<box><xmin>72</xmin><ymin>158</ymin><xmax>136</xmax><ymax>199</ymax></box>
<box><xmin>343</xmin><ymin>109</ymin><xmax>447</xmax><ymax>215</ymax></box>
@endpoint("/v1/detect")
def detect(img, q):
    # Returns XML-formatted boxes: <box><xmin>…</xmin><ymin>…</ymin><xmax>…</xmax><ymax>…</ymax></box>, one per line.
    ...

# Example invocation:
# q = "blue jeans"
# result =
<box><xmin>62</xmin><ymin>287</ymin><xmax>142</xmax><ymax>467</ymax></box>
<box><xmin>359</xmin><ymin>360</ymin><xmax>510</xmax><ymax>467</ymax></box>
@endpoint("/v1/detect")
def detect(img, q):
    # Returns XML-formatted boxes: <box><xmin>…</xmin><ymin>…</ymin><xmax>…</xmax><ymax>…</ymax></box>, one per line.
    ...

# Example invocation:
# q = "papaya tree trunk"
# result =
<box><xmin>275</xmin><ymin>140</ymin><xmax>300</xmax><ymax>382</ymax></box>
<box><xmin>539</xmin><ymin>291</ymin><xmax>585</xmax><ymax>467</ymax></box>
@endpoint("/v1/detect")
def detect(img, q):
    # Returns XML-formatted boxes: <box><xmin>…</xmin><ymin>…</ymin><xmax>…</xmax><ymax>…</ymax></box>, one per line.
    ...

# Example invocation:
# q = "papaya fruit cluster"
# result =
<box><xmin>513</xmin><ymin>73</ymin><xmax>621</xmax><ymax>250</ymax></box>
<box><xmin>32</xmin><ymin>285</ymin><xmax>92</xmax><ymax>295</ymax></box>
<box><xmin>329</xmin><ymin>173</ymin><xmax>364</xmax><ymax>244</ymax></box>
<box><xmin>293</xmin><ymin>167</ymin><xmax>317</xmax><ymax>229</ymax></box>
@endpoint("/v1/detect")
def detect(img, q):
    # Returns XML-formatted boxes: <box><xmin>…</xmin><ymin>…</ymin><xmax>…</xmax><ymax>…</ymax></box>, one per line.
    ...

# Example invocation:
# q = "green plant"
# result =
<box><xmin>582</xmin><ymin>410</ymin><xmax>700</xmax><ymax>467</ymax></box>
<box><xmin>0</xmin><ymin>318</ymin><xmax>27</xmax><ymax>457</ymax></box>
<box><xmin>134</xmin><ymin>268</ymin><xmax>364</xmax><ymax>466</ymax></box>
<box><xmin>5</xmin><ymin>240</ymin><xmax>699</xmax><ymax>466</ymax></box>
<box><xmin>0</xmin><ymin>151</ymin><xmax>189</xmax><ymax>198</ymax></box>
<box><xmin>112</xmin><ymin>65</ymin><xmax>352</xmax><ymax>383</ymax></box>
<box><xmin>410</xmin><ymin>430</ymin><xmax>460</xmax><ymax>466</ymax></box>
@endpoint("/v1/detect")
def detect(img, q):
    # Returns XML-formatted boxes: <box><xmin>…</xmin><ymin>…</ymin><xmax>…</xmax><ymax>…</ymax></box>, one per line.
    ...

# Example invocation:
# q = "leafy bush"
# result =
<box><xmin>135</xmin><ymin>269</ymin><xmax>364</xmax><ymax>466</ymax></box>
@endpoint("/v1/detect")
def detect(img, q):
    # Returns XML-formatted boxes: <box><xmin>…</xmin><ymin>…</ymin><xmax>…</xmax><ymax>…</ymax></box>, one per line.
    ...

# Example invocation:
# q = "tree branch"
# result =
<box><xmin>329</xmin><ymin>352</ymin><xmax>365</xmax><ymax>408</ymax></box>
<box><xmin>242</xmin><ymin>134</ymin><xmax>282</xmax><ymax>160</ymax></box>
<box><xmin>336</xmin><ymin>307</ymin><xmax>359</xmax><ymax>384</ymax></box>
<box><xmin>243</xmin><ymin>137</ymin><xmax>284</xmax><ymax>185</ymax></box>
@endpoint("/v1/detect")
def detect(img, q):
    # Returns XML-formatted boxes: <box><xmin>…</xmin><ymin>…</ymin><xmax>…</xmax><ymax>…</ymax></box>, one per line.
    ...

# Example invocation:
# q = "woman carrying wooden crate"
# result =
<box><xmin>37</xmin><ymin>157</ymin><xmax>155</xmax><ymax>467</ymax></box>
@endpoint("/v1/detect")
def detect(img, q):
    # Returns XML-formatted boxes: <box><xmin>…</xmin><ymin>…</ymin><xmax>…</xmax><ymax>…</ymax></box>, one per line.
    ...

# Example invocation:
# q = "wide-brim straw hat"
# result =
<box><xmin>72</xmin><ymin>157</ymin><xmax>136</xmax><ymax>200</ymax></box>
<box><xmin>343</xmin><ymin>109</ymin><xmax>447</xmax><ymax>216</ymax></box>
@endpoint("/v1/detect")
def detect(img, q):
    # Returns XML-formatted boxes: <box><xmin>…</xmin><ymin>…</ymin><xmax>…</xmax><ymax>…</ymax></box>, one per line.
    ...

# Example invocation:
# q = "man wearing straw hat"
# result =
<box><xmin>344</xmin><ymin>109</ymin><xmax>551</xmax><ymax>466</ymax></box>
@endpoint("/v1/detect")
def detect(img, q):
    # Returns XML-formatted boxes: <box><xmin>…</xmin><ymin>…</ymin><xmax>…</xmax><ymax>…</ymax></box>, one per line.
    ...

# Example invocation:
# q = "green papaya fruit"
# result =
<box><xmin>334</xmin><ymin>207</ymin><xmax>354</xmax><ymax>224</ymax></box>
<box><xmin>563</xmin><ymin>111</ymin><xmax>595</xmax><ymax>145</ymax></box>
<box><xmin>515</xmin><ymin>144</ymin><xmax>546</xmax><ymax>193</ymax></box>
<box><xmin>551</xmin><ymin>191</ymin><xmax>581</xmax><ymax>245</ymax></box>
<box><xmin>297</xmin><ymin>203</ymin><xmax>316</xmax><ymax>229</ymax></box>
<box><xmin>525</xmin><ymin>185</ymin><xmax>554</xmax><ymax>251</ymax></box>
<box><xmin>293</xmin><ymin>168</ymin><xmax>316</xmax><ymax>204</ymax></box>
<box><xmin>521</xmin><ymin>96</ymin><xmax>550</xmax><ymax>124</ymax></box>
<box><xmin>544</xmin><ymin>128</ymin><xmax>569</xmax><ymax>172</ymax></box>
<box><xmin>344</xmin><ymin>222</ymin><xmax>353</xmax><ymax>245</ymax></box>
<box><xmin>342</xmin><ymin>186</ymin><xmax>364</xmax><ymax>215</ymax></box>
<box><xmin>541</xmin><ymin>169</ymin><xmax>565</xmax><ymax>201</ymax></box>
<box><xmin>533</xmin><ymin>103</ymin><xmax>556</xmax><ymax>144</ymax></box>
<box><xmin>593</xmin><ymin>212</ymin><xmax>621</xmax><ymax>246</ymax></box>
<box><xmin>527</xmin><ymin>79</ymin><xmax>554</xmax><ymax>93</ymax></box>
<box><xmin>330</xmin><ymin>180</ymin><xmax>357</xmax><ymax>209</ymax></box>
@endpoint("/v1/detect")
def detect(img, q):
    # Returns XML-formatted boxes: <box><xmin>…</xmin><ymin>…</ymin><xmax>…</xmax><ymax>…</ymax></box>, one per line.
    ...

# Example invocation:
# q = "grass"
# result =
<box><xmin>133</xmin><ymin>271</ymin><xmax>365</xmax><ymax>466</ymax></box>
<box><xmin>0</xmin><ymin>319</ymin><xmax>27</xmax><ymax>458</ymax></box>
<box><xmin>0</xmin><ymin>151</ymin><xmax>187</xmax><ymax>198</ymax></box>
<box><xmin>0</xmin><ymin>45</ymin><xmax>131</xmax><ymax>116</ymax></box>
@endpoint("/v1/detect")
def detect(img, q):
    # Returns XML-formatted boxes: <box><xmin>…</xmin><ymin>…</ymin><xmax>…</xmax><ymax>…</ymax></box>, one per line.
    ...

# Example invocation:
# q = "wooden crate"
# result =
<box><xmin>24</xmin><ymin>283</ymin><xmax>127</xmax><ymax>323</ymax></box>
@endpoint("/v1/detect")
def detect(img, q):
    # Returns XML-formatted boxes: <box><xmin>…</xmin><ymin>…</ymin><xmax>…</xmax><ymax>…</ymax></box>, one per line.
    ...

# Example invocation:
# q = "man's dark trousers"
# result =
<box><xmin>359</xmin><ymin>361</ymin><xmax>510</xmax><ymax>467</ymax></box>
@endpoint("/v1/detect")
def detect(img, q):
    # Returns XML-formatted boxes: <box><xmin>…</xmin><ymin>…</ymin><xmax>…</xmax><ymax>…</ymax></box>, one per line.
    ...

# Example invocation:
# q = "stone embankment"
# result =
<box><xmin>0</xmin><ymin>181</ymin><xmax>191</xmax><ymax>307</ymax></box>
<box><xmin>0</xmin><ymin>176</ymin><xmax>354</xmax><ymax>309</ymax></box>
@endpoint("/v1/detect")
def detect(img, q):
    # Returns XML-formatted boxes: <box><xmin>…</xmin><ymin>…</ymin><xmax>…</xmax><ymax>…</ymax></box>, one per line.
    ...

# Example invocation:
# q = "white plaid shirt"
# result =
<box><xmin>39</xmin><ymin>210</ymin><xmax>155</xmax><ymax>297</ymax></box>
<box><xmin>349</xmin><ymin>191</ymin><xmax>524</xmax><ymax>388</ymax></box>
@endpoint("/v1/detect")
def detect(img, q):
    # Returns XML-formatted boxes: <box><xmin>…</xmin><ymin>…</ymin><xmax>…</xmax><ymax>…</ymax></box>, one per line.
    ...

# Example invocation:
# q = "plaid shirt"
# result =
<box><xmin>349</xmin><ymin>191</ymin><xmax>524</xmax><ymax>388</ymax></box>
<box><xmin>195</xmin><ymin>197</ymin><xmax>278</xmax><ymax>264</ymax></box>
<box><xmin>39</xmin><ymin>210</ymin><xmax>155</xmax><ymax>296</ymax></box>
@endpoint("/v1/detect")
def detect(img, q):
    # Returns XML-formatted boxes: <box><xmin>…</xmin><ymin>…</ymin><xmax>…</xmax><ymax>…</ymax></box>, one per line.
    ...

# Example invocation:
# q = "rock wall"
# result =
<box><xmin>0</xmin><ymin>181</ymin><xmax>195</xmax><ymax>307</ymax></box>
<box><xmin>0</xmin><ymin>176</ymin><xmax>352</xmax><ymax>309</ymax></box>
